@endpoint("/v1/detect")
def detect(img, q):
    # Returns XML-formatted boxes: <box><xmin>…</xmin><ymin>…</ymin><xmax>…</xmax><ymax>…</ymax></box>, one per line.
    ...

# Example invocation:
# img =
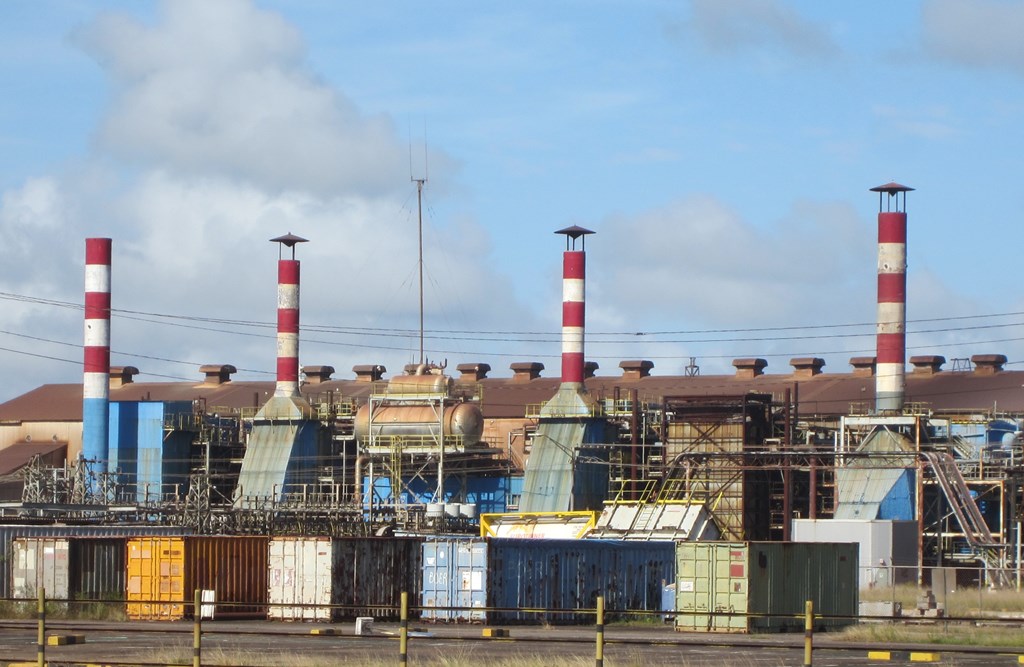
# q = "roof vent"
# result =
<box><xmin>619</xmin><ymin>360</ymin><xmax>654</xmax><ymax>381</ymax></box>
<box><xmin>790</xmin><ymin>357</ymin><xmax>825</xmax><ymax>378</ymax></box>
<box><xmin>302</xmin><ymin>365</ymin><xmax>335</xmax><ymax>385</ymax></box>
<box><xmin>510</xmin><ymin>362</ymin><xmax>544</xmax><ymax>383</ymax></box>
<box><xmin>584</xmin><ymin>361</ymin><xmax>599</xmax><ymax>379</ymax></box>
<box><xmin>353</xmin><ymin>364</ymin><xmax>386</xmax><ymax>382</ymax></box>
<box><xmin>456</xmin><ymin>363</ymin><xmax>491</xmax><ymax>381</ymax></box>
<box><xmin>109</xmin><ymin>366</ymin><xmax>139</xmax><ymax>389</ymax></box>
<box><xmin>199</xmin><ymin>364</ymin><xmax>236</xmax><ymax>386</ymax></box>
<box><xmin>732</xmin><ymin>358</ymin><xmax>767</xmax><ymax>379</ymax></box>
<box><xmin>971</xmin><ymin>354</ymin><xmax>1007</xmax><ymax>375</ymax></box>
<box><xmin>909</xmin><ymin>355</ymin><xmax>945</xmax><ymax>376</ymax></box>
<box><xmin>849</xmin><ymin>357</ymin><xmax>876</xmax><ymax>377</ymax></box>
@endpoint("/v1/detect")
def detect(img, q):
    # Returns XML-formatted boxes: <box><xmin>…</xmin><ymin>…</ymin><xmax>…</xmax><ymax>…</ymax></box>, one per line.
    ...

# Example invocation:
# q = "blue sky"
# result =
<box><xmin>1</xmin><ymin>0</ymin><xmax>1023</xmax><ymax>402</ymax></box>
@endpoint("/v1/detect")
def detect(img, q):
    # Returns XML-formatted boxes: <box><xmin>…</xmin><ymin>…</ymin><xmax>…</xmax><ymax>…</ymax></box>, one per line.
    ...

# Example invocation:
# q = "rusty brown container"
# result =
<box><xmin>127</xmin><ymin>536</ymin><xmax>268</xmax><ymax>620</ymax></box>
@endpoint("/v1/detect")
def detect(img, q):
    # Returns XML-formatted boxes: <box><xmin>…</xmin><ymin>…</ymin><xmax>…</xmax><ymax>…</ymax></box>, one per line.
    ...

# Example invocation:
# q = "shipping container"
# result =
<box><xmin>12</xmin><ymin>537</ymin><xmax>69</xmax><ymax>600</ymax></box>
<box><xmin>268</xmin><ymin>536</ymin><xmax>423</xmax><ymax>621</ymax></box>
<box><xmin>792</xmin><ymin>519</ymin><xmax>917</xmax><ymax>588</ymax></box>
<box><xmin>0</xmin><ymin>524</ymin><xmax>189</xmax><ymax>600</ymax></box>
<box><xmin>421</xmin><ymin>537</ymin><xmax>675</xmax><ymax>624</ymax></box>
<box><xmin>675</xmin><ymin>542</ymin><xmax>858</xmax><ymax>633</ymax></box>
<box><xmin>10</xmin><ymin>536</ymin><xmax>127</xmax><ymax>616</ymax></box>
<box><xmin>127</xmin><ymin>536</ymin><xmax>268</xmax><ymax>620</ymax></box>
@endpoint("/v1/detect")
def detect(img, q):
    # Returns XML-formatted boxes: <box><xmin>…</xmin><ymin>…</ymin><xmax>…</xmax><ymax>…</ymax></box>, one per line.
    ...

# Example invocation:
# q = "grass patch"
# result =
<box><xmin>861</xmin><ymin>583</ymin><xmax>1024</xmax><ymax>616</ymax></box>
<box><xmin>841</xmin><ymin>622</ymin><xmax>1024</xmax><ymax>648</ymax></box>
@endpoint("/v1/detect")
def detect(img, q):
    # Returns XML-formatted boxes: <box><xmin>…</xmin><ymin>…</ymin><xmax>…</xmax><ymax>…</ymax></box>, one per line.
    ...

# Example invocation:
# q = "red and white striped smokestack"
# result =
<box><xmin>270</xmin><ymin>233</ymin><xmax>308</xmax><ymax>398</ymax></box>
<box><xmin>870</xmin><ymin>182</ymin><xmax>913</xmax><ymax>413</ymax></box>
<box><xmin>555</xmin><ymin>225</ymin><xmax>594</xmax><ymax>386</ymax></box>
<box><xmin>82</xmin><ymin>237</ymin><xmax>111</xmax><ymax>465</ymax></box>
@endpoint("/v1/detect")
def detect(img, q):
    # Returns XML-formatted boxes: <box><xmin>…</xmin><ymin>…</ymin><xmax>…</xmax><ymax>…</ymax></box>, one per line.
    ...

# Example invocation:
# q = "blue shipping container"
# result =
<box><xmin>421</xmin><ymin>537</ymin><xmax>675</xmax><ymax>624</ymax></box>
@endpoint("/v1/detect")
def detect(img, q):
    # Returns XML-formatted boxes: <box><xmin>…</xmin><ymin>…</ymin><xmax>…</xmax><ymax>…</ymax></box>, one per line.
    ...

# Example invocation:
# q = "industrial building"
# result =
<box><xmin>0</xmin><ymin>183</ymin><xmax>1022</xmax><ymax>589</ymax></box>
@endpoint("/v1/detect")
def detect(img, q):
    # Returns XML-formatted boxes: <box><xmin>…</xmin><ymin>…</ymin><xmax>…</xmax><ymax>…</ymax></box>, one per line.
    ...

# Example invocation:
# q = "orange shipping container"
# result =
<box><xmin>127</xmin><ymin>536</ymin><xmax>268</xmax><ymax>620</ymax></box>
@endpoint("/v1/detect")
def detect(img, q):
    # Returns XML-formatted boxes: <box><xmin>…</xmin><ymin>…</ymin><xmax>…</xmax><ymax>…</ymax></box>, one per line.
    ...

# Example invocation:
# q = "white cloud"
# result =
<box><xmin>74</xmin><ymin>0</ymin><xmax>411</xmax><ymax>198</ymax></box>
<box><xmin>922</xmin><ymin>0</ymin><xmax>1024</xmax><ymax>75</ymax></box>
<box><xmin>685</xmin><ymin>0</ymin><xmax>840</xmax><ymax>59</ymax></box>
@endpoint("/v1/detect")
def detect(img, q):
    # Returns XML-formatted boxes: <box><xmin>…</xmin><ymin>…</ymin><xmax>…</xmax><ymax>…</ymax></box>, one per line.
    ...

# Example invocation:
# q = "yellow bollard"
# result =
<box><xmin>803</xmin><ymin>600</ymin><xmax>813</xmax><ymax>667</ymax></box>
<box><xmin>37</xmin><ymin>586</ymin><xmax>44</xmax><ymax>667</ymax></box>
<box><xmin>400</xmin><ymin>591</ymin><xmax>409</xmax><ymax>666</ymax></box>
<box><xmin>194</xmin><ymin>589</ymin><xmax>202</xmax><ymax>667</ymax></box>
<box><xmin>595</xmin><ymin>595</ymin><xmax>604</xmax><ymax>667</ymax></box>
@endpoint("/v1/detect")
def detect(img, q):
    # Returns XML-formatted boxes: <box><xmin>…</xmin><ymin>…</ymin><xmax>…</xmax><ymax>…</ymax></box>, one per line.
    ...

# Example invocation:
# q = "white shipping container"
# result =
<box><xmin>268</xmin><ymin>537</ymin><xmax>334</xmax><ymax>621</ymax></box>
<box><xmin>13</xmin><ymin>537</ymin><xmax>70</xmax><ymax>601</ymax></box>
<box><xmin>791</xmin><ymin>519</ymin><xmax>917</xmax><ymax>589</ymax></box>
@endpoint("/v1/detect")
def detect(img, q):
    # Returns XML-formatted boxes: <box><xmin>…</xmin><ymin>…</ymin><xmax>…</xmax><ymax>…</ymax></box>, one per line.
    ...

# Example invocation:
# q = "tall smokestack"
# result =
<box><xmin>555</xmin><ymin>225</ymin><xmax>594</xmax><ymax>386</ymax></box>
<box><xmin>870</xmin><ymin>182</ymin><xmax>913</xmax><ymax>413</ymax></box>
<box><xmin>82</xmin><ymin>237</ymin><xmax>111</xmax><ymax>465</ymax></box>
<box><xmin>270</xmin><ymin>233</ymin><xmax>308</xmax><ymax>398</ymax></box>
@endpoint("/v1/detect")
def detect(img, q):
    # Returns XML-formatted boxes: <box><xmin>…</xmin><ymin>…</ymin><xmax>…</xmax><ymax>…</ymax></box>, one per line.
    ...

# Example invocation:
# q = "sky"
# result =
<box><xmin>1</xmin><ymin>0</ymin><xmax>1023</xmax><ymax>403</ymax></box>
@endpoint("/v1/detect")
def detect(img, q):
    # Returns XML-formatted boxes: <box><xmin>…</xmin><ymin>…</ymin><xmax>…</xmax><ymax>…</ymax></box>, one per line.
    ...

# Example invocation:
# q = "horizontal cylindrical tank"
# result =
<box><xmin>354</xmin><ymin>402</ymin><xmax>484</xmax><ymax>446</ymax></box>
<box><xmin>385</xmin><ymin>373</ymin><xmax>452</xmax><ymax>395</ymax></box>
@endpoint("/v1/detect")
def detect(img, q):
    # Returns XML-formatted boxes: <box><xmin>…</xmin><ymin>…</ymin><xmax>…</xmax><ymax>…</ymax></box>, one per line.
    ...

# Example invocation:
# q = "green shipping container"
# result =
<box><xmin>675</xmin><ymin>542</ymin><xmax>858</xmax><ymax>633</ymax></box>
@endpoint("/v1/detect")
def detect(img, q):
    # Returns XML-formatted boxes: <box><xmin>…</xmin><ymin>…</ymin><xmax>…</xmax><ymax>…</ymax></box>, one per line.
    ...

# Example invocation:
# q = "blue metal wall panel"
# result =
<box><xmin>878</xmin><ymin>469</ymin><xmax>915</xmax><ymax>521</ymax></box>
<box><xmin>421</xmin><ymin>538</ymin><xmax>487</xmax><ymax>621</ymax></box>
<box><xmin>108</xmin><ymin>402</ymin><xmax>138</xmax><ymax>486</ymax></box>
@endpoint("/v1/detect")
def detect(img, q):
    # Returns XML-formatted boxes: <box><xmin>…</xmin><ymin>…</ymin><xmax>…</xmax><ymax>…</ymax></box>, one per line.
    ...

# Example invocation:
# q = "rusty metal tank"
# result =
<box><xmin>383</xmin><ymin>372</ymin><xmax>453</xmax><ymax>396</ymax></box>
<box><xmin>354</xmin><ymin>402</ymin><xmax>484</xmax><ymax>446</ymax></box>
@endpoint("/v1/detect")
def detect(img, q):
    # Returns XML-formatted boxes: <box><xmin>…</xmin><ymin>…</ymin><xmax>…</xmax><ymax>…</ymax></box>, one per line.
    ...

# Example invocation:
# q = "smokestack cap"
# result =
<box><xmin>555</xmin><ymin>225</ymin><xmax>595</xmax><ymax>239</ymax></box>
<box><xmin>870</xmin><ymin>182</ymin><xmax>915</xmax><ymax>194</ymax></box>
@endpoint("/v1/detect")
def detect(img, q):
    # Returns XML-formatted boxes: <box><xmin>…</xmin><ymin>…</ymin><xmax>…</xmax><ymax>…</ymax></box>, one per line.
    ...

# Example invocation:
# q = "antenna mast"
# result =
<box><xmin>411</xmin><ymin>132</ymin><xmax>428</xmax><ymax>365</ymax></box>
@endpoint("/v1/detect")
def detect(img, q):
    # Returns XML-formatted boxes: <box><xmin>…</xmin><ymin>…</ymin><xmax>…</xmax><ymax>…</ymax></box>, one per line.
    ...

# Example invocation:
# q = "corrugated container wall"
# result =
<box><xmin>675</xmin><ymin>542</ymin><xmax>858</xmax><ymax>633</ymax></box>
<box><xmin>10</xmin><ymin>537</ymin><xmax>126</xmax><ymax>604</ymax></box>
<box><xmin>268</xmin><ymin>537</ymin><xmax>423</xmax><ymax>621</ymax></box>
<box><xmin>421</xmin><ymin>538</ymin><xmax>675</xmax><ymax>624</ymax></box>
<box><xmin>268</xmin><ymin>537</ymin><xmax>334</xmax><ymax>621</ymax></box>
<box><xmin>0</xmin><ymin>525</ymin><xmax>189</xmax><ymax>600</ymax></box>
<box><xmin>127</xmin><ymin>536</ymin><xmax>268</xmax><ymax>621</ymax></box>
<box><xmin>332</xmin><ymin>537</ymin><xmax>423</xmax><ymax>619</ymax></box>
<box><xmin>12</xmin><ymin>538</ymin><xmax>69</xmax><ymax>600</ymax></box>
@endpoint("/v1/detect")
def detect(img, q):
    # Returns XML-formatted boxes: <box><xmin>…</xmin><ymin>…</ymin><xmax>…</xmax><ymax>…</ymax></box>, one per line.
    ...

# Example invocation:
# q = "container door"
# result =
<box><xmin>12</xmin><ymin>539</ymin><xmax>34</xmax><ymax>599</ymax></box>
<box><xmin>127</xmin><ymin>537</ymin><xmax>185</xmax><ymax>620</ymax></box>
<box><xmin>677</xmin><ymin>543</ymin><xmax>749</xmax><ymax>633</ymax></box>
<box><xmin>421</xmin><ymin>541</ymin><xmax>451</xmax><ymax>621</ymax></box>
<box><xmin>455</xmin><ymin>540</ymin><xmax>486</xmax><ymax>622</ymax></box>
<box><xmin>41</xmin><ymin>539</ymin><xmax>70</xmax><ymax>601</ymax></box>
<box><xmin>717</xmin><ymin>545</ymin><xmax>748</xmax><ymax>632</ymax></box>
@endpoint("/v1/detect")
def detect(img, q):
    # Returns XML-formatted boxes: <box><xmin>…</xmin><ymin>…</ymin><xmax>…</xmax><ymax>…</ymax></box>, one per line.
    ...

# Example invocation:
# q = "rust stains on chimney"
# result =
<box><xmin>302</xmin><ymin>365</ymin><xmax>335</xmax><ymax>385</ymax></box>
<box><xmin>971</xmin><ymin>354</ymin><xmax>1007</xmax><ymax>375</ymax></box>
<box><xmin>353</xmin><ymin>364</ymin><xmax>386</xmax><ymax>382</ymax></box>
<box><xmin>790</xmin><ymin>357</ymin><xmax>825</xmax><ymax>378</ymax></box>
<box><xmin>849</xmin><ymin>357</ymin><xmax>876</xmax><ymax>377</ymax></box>
<box><xmin>619</xmin><ymin>360</ymin><xmax>653</xmax><ymax>381</ymax></box>
<box><xmin>909</xmin><ymin>355</ymin><xmax>945</xmax><ymax>376</ymax></box>
<box><xmin>510</xmin><ymin>362</ymin><xmax>544</xmax><ymax>383</ymax></box>
<box><xmin>732</xmin><ymin>358</ymin><xmax>767</xmax><ymax>379</ymax></box>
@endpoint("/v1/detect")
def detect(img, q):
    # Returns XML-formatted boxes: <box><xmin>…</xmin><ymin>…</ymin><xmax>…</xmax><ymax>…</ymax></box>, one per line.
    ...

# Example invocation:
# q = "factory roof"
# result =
<box><xmin>1</xmin><ymin>354</ymin><xmax>1021</xmax><ymax>422</ymax></box>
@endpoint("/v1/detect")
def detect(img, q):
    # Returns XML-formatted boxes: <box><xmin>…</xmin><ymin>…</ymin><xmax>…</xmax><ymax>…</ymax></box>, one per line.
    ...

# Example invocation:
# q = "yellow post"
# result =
<box><xmin>193</xmin><ymin>589</ymin><xmax>202</xmax><ymax>667</ymax></box>
<box><xmin>803</xmin><ymin>600</ymin><xmax>813</xmax><ymax>667</ymax></box>
<box><xmin>400</xmin><ymin>591</ymin><xmax>409</xmax><ymax>666</ymax></box>
<box><xmin>37</xmin><ymin>586</ymin><xmax>44</xmax><ymax>667</ymax></box>
<box><xmin>595</xmin><ymin>595</ymin><xmax>604</xmax><ymax>667</ymax></box>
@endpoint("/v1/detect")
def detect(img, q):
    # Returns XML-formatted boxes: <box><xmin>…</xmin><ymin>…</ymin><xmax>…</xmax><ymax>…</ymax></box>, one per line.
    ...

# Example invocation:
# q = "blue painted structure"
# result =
<box><xmin>108</xmin><ymin>401</ymin><xmax>193</xmax><ymax>502</ymax></box>
<box><xmin>877</xmin><ymin>469</ymin><xmax>915</xmax><ymax>521</ymax></box>
<box><xmin>82</xmin><ymin>398</ymin><xmax>108</xmax><ymax>467</ymax></box>
<box><xmin>364</xmin><ymin>475</ymin><xmax>511</xmax><ymax>515</ymax></box>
